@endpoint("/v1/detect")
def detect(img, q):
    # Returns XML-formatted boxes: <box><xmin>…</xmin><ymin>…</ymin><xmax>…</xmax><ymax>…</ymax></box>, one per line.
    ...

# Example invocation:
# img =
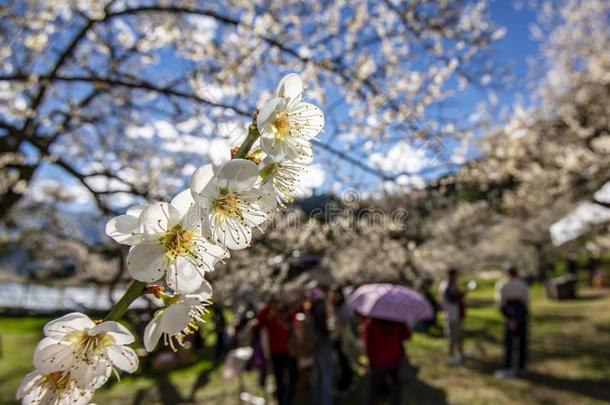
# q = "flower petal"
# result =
<box><xmin>210</xmin><ymin>217</ymin><xmax>252</xmax><ymax>250</ymax></box>
<box><xmin>16</xmin><ymin>370</ymin><xmax>43</xmax><ymax>400</ymax></box>
<box><xmin>275</xmin><ymin>73</ymin><xmax>303</xmax><ymax>101</ymax></box>
<box><xmin>288</xmin><ymin>101</ymin><xmax>324</xmax><ymax>139</ymax></box>
<box><xmin>44</xmin><ymin>312</ymin><xmax>94</xmax><ymax>339</ymax></box>
<box><xmin>257</xmin><ymin>97</ymin><xmax>282</xmax><ymax>129</ymax></box>
<box><xmin>106</xmin><ymin>345</ymin><xmax>139</xmax><ymax>373</ymax></box>
<box><xmin>144</xmin><ymin>302</ymin><xmax>193</xmax><ymax>351</ymax></box>
<box><xmin>160</xmin><ymin>302</ymin><xmax>192</xmax><ymax>334</ymax></box>
<box><xmin>143</xmin><ymin>315</ymin><xmax>163</xmax><ymax>352</ymax></box>
<box><xmin>126</xmin><ymin>204</ymin><xmax>147</xmax><ymax>218</ymax></box>
<box><xmin>170</xmin><ymin>189</ymin><xmax>195</xmax><ymax>221</ymax></box>
<box><xmin>239</xmin><ymin>190</ymin><xmax>275</xmax><ymax>226</ymax></box>
<box><xmin>89</xmin><ymin>321</ymin><xmax>134</xmax><ymax>345</ymax></box>
<box><xmin>33</xmin><ymin>337</ymin><xmax>74</xmax><ymax>373</ymax></box>
<box><xmin>166</xmin><ymin>255</ymin><xmax>204</xmax><ymax>294</ymax></box>
<box><xmin>126</xmin><ymin>242</ymin><xmax>167</xmax><ymax>283</ymax></box>
<box><xmin>260</xmin><ymin>134</ymin><xmax>307</xmax><ymax>162</ymax></box>
<box><xmin>138</xmin><ymin>202</ymin><xmax>180</xmax><ymax>235</ymax></box>
<box><xmin>71</xmin><ymin>356</ymin><xmax>111</xmax><ymax>389</ymax></box>
<box><xmin>191</xmin><ymin>164</ymin><xmax>215</xmax><ymax>196</ymax></box>
<box><xmin>66</xmin><ymin>387</ymin><xmax>95</xmax><ymax>405</ymax></box>
<box><xmin>217</xmin><ymin>159</ymin><xmax>259</xmax><ymax>193</ymax></box>
<box><xmin>105</xmin><ymin>214</ymin><xmax>141</xmax><ymax>245</ymax></box>
<box><xmin>185</xmin><ymin>279</ymin><xmax>213</xmax><ymax>303</ymax></box>
<box><xmin>193</xmin><ymin>238</ymin><xmax>229</xmax><ymax>269</ymax></box>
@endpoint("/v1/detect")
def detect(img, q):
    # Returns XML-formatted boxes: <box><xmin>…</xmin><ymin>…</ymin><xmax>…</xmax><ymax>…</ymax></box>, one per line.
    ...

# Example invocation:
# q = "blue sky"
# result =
<box><xmin>490</xmin><ymin>1</ymin><xmax>539</xmax><ymax>77</ymax></box>
<box><xmin>30</xmin><ymin>1</ymin><xmax>544</xmax><ymax>213</ymax></box>
<box><xmin>432</xmin><ymin>1</ymin><xmax>540</xmax><ymax>127</ymax></box>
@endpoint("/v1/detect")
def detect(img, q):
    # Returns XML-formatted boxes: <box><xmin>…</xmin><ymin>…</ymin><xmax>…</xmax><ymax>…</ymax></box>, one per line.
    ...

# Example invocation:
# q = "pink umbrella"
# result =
<box><xmin>348</xmin><ymin>283</ymin><xmax>432</xmax><ymax>324</ymax></box>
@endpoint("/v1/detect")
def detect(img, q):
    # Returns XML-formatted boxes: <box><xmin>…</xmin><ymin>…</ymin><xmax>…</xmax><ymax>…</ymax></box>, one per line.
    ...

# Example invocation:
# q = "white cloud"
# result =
<box><xmin>369</xmin><ymin>141</ymin><xmax>430</xmax><ymax>175</ymax></box>
<box><xmin>294</xmin><ymin>164</ymin><xmax>325</xmax><ymax>198</ymax></box>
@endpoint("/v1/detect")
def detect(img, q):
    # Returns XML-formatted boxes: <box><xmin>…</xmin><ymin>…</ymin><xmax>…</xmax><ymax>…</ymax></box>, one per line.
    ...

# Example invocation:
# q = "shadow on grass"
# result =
<box><xmin>529</xmin><ymin>313</ymin><xmax>585</xmax><ymax>324</ymax></box>
<box><xmin>523</xmin><ymin>371</ymin><xmax>610</xmax><ymax>402</ymax></box>
<box><xmin>406</xmin><ymin>378</ymin><xmax>449</xmax><ymax>405</ymax></box>
<box><xmin>570</xmin><ymin>293</ymin><xmax>606</xmax><ymax>301</ymax></box>
<box><xmin>467</xmin><ymin>298</ymin><xmax>496</xmax><ymax>308</ymax></box>
<box><xmin>595</xmin><ymin>323</ymin><xmax>610</xmax><ymax>334</ymax></box>
<box><xmin>332</xmin><ymin>370</ymin><xmax>449</xmax><ymax>405</ymax></box>
<box><xmin>467</xmin><ymin>357</ymin><xmax>610</xmax><ymax>403</ymax></box>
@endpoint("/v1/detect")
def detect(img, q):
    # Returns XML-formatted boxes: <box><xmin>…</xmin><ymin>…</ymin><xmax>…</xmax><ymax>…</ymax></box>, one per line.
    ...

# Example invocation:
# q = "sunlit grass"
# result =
<box><xmin>1</xmin><ymin>281</ymin><xmax>609</xmax><ymax>404</ymax></box>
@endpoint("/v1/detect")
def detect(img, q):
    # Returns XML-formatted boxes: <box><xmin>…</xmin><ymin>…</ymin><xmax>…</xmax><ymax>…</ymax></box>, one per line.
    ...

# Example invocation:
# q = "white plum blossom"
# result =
<box><xmin>259</xmin><ymin>155</ymin><xmax>311</xmax><ymax>205</ymax></box>
<box><xmin>191</xmin><ymin>159</ymin><xmax>277</xmax><ymax>250</ymax></box>
<box><xmin>106</xmin><ymin>190</ymin><xmax>229</xmax><ymax>294</ymax></box>
<box><xmin>33</xmin><ymin>313</ymin><xmax>138</xmax><ymax>390</ymax></box>
<box><xmin>257</xmin><ymin>73</ymin><xmax>324</xmax><ymax>161</ymax></box>
<box><xmin>143</xmin><ymin>281</ymin><xmax>213</xmax><ymax>352</ymax></box>
<box><xmin>17</xmin><ymin>370</ymin><xmax>94</xmax><ymax>405</ymax></box>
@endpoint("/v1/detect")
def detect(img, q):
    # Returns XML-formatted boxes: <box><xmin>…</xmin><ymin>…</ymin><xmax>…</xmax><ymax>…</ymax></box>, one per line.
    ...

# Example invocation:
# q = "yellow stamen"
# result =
<box><xmin>212</xmin><ymin>191</ymin><xmax>242</xmax><ymax>219</ymax></box>
<box><xmin>41</xmin><ymin>372</ymin><xmax>71</xmax><ymax>392</ymax></box>
<box><xmin>159</xmin><ymin>224</ymin><xmax>196</xmax><ymax>262</ymax></box>
<box><xmin>272</xmin><ymin>111</ymin><xmax>290</xmax><ymax>140</ymax></box>
<box><xmin>71</xmin><ymin>331</ymin><xmax>114</xmax><ymax>350</ymax></box>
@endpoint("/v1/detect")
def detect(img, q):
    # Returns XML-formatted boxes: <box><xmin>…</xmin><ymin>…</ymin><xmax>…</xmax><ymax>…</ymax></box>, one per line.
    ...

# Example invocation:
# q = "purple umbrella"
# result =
<box><xmin>347</xmin><ymin>283</ymin><xmax>432</xmax><ymax>324</ymax></box>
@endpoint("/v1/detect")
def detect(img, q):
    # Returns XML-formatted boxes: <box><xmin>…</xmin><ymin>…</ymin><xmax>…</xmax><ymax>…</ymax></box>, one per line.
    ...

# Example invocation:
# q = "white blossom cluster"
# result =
<box><xmin>17</xmin><ymin>73</ymin><xmax>324</xmax><ymax>404</ymax></box>
<box><xmin>17</xmin><ymin>313</ymin><xmax>138</xmax><ymax>404</ymax></box>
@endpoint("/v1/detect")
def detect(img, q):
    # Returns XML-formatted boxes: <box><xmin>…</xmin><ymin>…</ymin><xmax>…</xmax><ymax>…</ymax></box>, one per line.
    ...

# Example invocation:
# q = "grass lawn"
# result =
<box><xmin>1</xmin><ymin>281</ymin><xmax>609</xmax><ymax>404</ymax></box>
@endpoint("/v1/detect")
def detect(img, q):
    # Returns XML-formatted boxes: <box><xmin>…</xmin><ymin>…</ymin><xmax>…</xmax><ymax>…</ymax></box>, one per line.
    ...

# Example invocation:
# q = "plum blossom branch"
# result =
<box><xmin>18</xmin><ymin>73</ymin><xmax>325</xmax><ymax>403</ymax></box>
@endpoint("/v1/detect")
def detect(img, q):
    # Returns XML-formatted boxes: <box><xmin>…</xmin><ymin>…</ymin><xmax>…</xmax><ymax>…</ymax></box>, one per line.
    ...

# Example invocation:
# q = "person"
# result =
<box><xmin>439</xmin><ymin>268</ymin><xmax>466</xmax><ymax>364</ymax></box>
<box><xmin>305</xmin><ymin>288</ymin><xmax>334</xmax><ymax>405</ymax></box>
<box><xmin>255</xmin><ymin>297</ymin><xmax>298</xmax><ymax>405</ymax></box>
<box><xmin>364</xmin><ymin>318</ymin><xmax>411</xmax><ymax>405</ymax></box>
<box><xmin>495</xmin><ymin>264</ymin><xmax>529</xmax><ymax>378</ymax></box>
<box><xmin>330</xmin><ymin>285</ymin><xmax>355</xmax><ymax>394</ymax></box>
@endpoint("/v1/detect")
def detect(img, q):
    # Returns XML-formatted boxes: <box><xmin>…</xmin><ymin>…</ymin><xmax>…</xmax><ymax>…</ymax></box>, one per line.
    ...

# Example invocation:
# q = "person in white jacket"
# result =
<box><xmin>495</xmin><ymin>264</ymin><xmax>529</xmax><ymax>377</ymax></box>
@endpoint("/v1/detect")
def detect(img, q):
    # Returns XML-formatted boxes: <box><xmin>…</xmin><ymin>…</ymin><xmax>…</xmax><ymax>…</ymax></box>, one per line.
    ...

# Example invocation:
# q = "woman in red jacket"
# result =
<box><xmin>364</xmin><ymin>318</ymin><xmax>411</xmax><ymax>405</ymax></box>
